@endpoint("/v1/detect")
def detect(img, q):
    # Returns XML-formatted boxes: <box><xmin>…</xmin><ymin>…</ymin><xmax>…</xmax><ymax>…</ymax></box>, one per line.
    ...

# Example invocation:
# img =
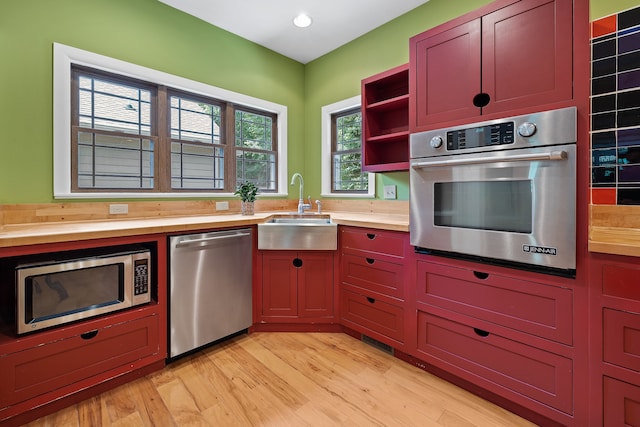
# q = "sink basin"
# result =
<box><xmin>258</xmin><ymin>214</ymin><xmax>337</xmax><ymax>250</ymax></box>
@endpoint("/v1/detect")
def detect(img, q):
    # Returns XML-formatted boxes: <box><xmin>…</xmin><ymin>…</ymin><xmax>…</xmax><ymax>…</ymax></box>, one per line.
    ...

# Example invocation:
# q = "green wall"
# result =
<box><xmin>0</xmin><ymin>0</ymin><xmax>633</xmax><ymax>203</ymax></box>
<box><xmin>0</xmin><ymin>0</ymin><xmax>304</xmax><ymax>203</ymax></box>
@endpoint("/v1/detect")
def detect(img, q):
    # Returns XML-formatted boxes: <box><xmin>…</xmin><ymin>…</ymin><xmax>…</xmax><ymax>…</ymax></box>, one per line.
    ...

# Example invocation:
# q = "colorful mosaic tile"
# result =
<box><xmin>591</xmin><ymin>4</ymin><xmax>640</xmax><ymax>205</ymax></box>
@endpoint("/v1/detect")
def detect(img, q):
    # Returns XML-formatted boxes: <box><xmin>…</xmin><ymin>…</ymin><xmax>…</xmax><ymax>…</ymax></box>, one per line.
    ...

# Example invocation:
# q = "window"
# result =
<box><xmin>321</xmin><ymin>96</ymin><xmax>374</xmax><ymax>197</ymax></box>
<box><xmin>54</xmin><ymin>43</ymin><xmax>288</xmax><ymax>198</ymax></box>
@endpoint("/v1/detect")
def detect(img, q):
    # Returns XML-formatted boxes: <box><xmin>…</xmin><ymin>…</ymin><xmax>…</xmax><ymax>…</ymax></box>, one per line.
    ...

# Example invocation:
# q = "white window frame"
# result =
<box><xmin>53</xmin><ymin>42</ymin><xmax>288</xmax><ymax>199</ymax></box>
<box><xmin>320</xmin><ymin>95</ymin><xmax>375</xmax><ymax>198</ymax></box>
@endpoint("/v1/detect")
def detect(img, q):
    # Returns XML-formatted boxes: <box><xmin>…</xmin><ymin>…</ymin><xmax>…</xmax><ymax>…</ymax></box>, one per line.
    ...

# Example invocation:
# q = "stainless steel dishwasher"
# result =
<box><xmin>168</xmin><ymin>228</ymin><xmax>252</xmax><ymax>360</ymax></box>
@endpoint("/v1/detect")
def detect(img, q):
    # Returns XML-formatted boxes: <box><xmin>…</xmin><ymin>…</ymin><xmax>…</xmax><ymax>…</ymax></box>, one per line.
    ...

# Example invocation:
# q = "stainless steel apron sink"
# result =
<box><xmin>257</xmin><ymin>214</ymin><xmax>337</xmax><ymax>250</ymax></box>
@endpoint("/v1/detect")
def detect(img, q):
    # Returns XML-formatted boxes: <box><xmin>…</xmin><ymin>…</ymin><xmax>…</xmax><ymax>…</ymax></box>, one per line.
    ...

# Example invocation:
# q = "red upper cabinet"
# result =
<box><xmin>361</xmin><ymin>63</ymin><xmax>410</xmax><ymax>172</ymax></box>
<box><xmin>410</xmin><ymin>0</ymin><xmax>574</xmax><ymax>132</ymax></box>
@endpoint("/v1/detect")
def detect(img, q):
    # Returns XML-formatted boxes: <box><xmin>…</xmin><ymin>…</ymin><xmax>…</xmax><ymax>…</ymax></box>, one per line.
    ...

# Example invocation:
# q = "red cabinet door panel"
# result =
<box><xmin>603</xmin><ymin>308</ymin><xmax>640</xmax><ymax>372</ymax></box>
<box><xmin>341</xmin><ymin>254</ymin><xmax>404</xmax><ymax>300</ymax></box>
<box><xmin>602</xmin><ymin>263</ymin><xmax>640</xmax><ymax>302</ymax></box>
<box><xmin>341</xmin><ymin>290</ymin><xmax>404</xmax><ymax>343</ymax></box>
<box><xmin>411</xmin><ymin>18</ymin><xmax>482</xmax><ymax>128</ymax></box>
<box><xmin>416</xmin><ymin>261</ymin><xmax>573</xmax><ymax>344</ymax></box>
<box><xmin>481</xmin><ymin>0</ymin><xmax>573</xmax><ymax>114</ymax></box>
<box><xmin>417</xmin><ymin>311</ymin><xmax>573</xmax><ymax>415</ymax></box>
<box><xmin>603</xmin><ymin>376</ymin><xmax>640</xmax><ymax>427</ymax></box>
<box><xmin>261</xmin><ymin>252</ymin><xmax>298</xmax><ymax>317</ymax></box>
<box><xmin>340</xmin><ymin>228</ymin><xmax>406</xmax><ymax>258</ymax></box>
<box><xmin>298</xmin><ymin>252</ymin><xmax>334</xmax><ymax>318</ymax></box>
<box><xmin>0</xmin><ymin>314</ymin><xmax>159</xmax><ymax>408</ymax></box>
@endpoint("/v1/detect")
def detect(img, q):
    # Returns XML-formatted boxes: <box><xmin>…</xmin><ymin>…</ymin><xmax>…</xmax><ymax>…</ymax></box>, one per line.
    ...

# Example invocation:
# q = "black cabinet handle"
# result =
<box><xmin>366</xmin><ymin>233</ymin><xmax>376</xmax><ymax>240</ymax></box>
<box><xmin>473</xmin><ymin>271</ymin><xmax>489</xmax><ymax>280</ymax></box>
<box><xmin>366</xmin><ymin>297</ymin><xmax>376</xmax><ymax>304</ymax></box>
<box><xmin>473</xmin><ymin>328</ymin><xmax>490</xmax><ymax>338</ymax></box>
<box><xmin>365</xmin><ymin>258</ymin><xmax>375</xmax><ymax>265</ymax></box>
<box><xmin>81</xmin><ymin>330</ymin><xmax>99</xmax><ymax>340</ymax></box>
<box><xmin>293</xmin><ymin>258</ymin><xmax>303</xmax><ymax>268</ymax></box>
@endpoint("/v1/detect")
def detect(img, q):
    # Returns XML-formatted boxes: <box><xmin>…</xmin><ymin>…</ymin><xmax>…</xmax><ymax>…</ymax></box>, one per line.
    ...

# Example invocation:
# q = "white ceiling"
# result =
<box><xmin>158</xmin><ymin>0</ymin><xmax>430</xmax><ymax>64</ymax></box>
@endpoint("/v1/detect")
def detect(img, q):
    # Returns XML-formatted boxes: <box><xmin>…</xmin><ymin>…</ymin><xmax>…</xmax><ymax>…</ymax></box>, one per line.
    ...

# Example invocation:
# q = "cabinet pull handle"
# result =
<box><xmin>366</xmin><ymin>233</ymin><xmax>376</xmax><ymax>240</ymax></box>
<box><xmin>473</xmin><ymin>271</ymin><xmax>489</xmax><ymax>280</ymax></box>
<box><xmin>81</xmin><ymin>330</ymin><xmax>99</xmax><ymax>340</ymax></box>
<box><xmin>365</xmin><ymin>258</ymin><xmax>375</xmax><ymax>264</ymax></box>
<box><xmin>473</xmin><ymin>328</ymin><xmax>490</xmax><ymax>338</ymax></box>
<box><xmin>293</xmin><ymin>258</ymin><xmax>303</xmax><ymax>268</ymax></box>
<box><xmin>366</xmin><ymin>297</ymin><xmax>376</xmax><ymax>304</ymax></box>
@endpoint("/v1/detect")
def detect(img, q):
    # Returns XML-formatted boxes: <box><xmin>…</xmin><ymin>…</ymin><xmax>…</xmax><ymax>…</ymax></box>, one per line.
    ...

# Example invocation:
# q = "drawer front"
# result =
<box><xmin>417</xmin><ymin>311</ymin><xmax>573</xmax><ymax>415</ymax></box>
<box><xmin>416</xmin><ymin>261</ymin><xmax>573</xmax><ymax>345</ymax></box>
<box><xmin>602</xmin><ymin>264</ymin><xmax>640</xmax><ymax>302</ymax></box>
<box><xmin>0</xmin><ymin>314</ymin><xmax>159</xmax><ymax>408</ymax></box>
<box><xmin>341</xmin><ymin>254</ymin><xmax>404</xmax><ymax>300</ymax></box>
<box><xmin>603</xmin><ymin>308</ymin><xmax>640</xmax><ymax>372</ymax></box>
<box><xmin>603</xmin><ymin>376</ymin><xmax>640</xmax><ymax>427</ymax></box>
<box><xmin>341</xmin><ymin>289</ymin><xmax>404</xmax><ymax>343</ymax></box>
<box><xmin>340</xmin><ymin>228</ymin><xmax>406</xmax><ymax>258</ymax></box>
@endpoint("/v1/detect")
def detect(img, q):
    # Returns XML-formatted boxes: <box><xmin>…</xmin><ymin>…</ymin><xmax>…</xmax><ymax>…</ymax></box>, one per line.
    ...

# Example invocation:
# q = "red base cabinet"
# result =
<box><xmin>339</xmin><ymin>227</ymin><xmax>410</xmax><ymax>350</ymax></box>
<box><xmin>591</xmin><ymin>254</ymin><xmax>640</xmax><ymax>427</ymax></box>
<box><xmin>409</xmin><ymin>0</ymin><xmax>574</xmax><ymax>132</ymax></box>
<box><xmin>257</xmin><ymin>250</ymin><xmax>337</xmax><ymax>327</ymax></box>
<box><xmin>0</xmin><ymin>235</ymin><xmax>167</xmax><ymax>426</ymax></box>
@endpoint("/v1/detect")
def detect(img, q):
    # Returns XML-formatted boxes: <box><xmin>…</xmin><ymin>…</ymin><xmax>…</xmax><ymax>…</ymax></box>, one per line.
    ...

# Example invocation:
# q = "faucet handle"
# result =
<box><xmin>315</xmin><ymin>199</ymin><xmax>322</xmax><ymax>214</ymax></box>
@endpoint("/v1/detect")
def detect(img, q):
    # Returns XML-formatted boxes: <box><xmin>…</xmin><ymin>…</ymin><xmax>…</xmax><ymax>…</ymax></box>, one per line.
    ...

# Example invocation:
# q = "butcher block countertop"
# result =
<box><xmin>0</xmin><ymin>200</ymin><xmax>409</xmax><ymax>248</ymax></box>
<box><xmin>589</xmin><ymin>205</ymin><xmax>640</xmax><ymax>258</ymax></box>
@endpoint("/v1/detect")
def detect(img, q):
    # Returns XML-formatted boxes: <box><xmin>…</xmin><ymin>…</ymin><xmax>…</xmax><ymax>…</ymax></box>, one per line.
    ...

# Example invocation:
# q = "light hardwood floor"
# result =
<box><xmin>25</xmin><ymin>332</ymin><xmax>536</xmax><ymax>426</ymax></box>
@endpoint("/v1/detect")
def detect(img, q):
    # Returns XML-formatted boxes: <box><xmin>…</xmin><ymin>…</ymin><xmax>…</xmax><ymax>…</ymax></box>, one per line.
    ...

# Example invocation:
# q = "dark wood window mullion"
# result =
<box><xmin>156</xmin><ymin>86</ymin><xmax>169</xmax><ymax>192</ymax></box>
<box><xmin>225</xmin><ymin>104</ymin><xmax>235</xmax><ymax>192</ymax></box>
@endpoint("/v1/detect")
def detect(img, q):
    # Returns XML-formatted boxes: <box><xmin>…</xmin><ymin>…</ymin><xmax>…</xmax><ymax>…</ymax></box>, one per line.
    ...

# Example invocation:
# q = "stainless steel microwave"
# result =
<box><xmin>15</xmin><ymin>249</ymin><xmax>151</xmax><ymax>334</ymax></box>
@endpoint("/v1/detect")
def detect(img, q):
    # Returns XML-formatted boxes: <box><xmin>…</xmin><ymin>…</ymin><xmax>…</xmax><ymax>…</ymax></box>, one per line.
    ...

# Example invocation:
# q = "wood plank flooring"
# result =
<box><xmin>25</xmin><ymin>332</ymin><xmax>536</xmax><ymax>426</ymax></box>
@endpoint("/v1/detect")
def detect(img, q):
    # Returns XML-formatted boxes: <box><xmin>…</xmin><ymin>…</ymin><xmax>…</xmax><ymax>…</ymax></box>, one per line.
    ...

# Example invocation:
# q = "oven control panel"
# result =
<box><xmin>446</xmin><ymin>122</ymin><xmax>514</xmax><ymax>151</ymax></box>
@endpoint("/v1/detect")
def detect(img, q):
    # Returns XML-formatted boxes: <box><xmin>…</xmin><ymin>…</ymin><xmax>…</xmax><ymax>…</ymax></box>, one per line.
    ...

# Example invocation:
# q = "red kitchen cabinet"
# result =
<box><xmin>260</xmin><ymin>250</ymin><xmax>334</xmax><ymax>321</ymax></box>
<box><xmin>361</xmin><ymin>63</ymin><xmax>410</xmax><ymax>172</ymax></box>
<box><xmin>590</xmin><ymin>254</ymin><xmax>640</xmax><ymax>427</ymax></box>
<box><xmin>410</xmin><ymin>0</ymin><xmax>573</xmax><ymax>131</ymax></box>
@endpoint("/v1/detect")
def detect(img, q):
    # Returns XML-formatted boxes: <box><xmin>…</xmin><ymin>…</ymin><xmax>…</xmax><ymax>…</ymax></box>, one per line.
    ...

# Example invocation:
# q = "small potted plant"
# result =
<box><xmin>234</xmin><ymin>181</ymin><xmax>259</xmax><ymax>215</ymax></box>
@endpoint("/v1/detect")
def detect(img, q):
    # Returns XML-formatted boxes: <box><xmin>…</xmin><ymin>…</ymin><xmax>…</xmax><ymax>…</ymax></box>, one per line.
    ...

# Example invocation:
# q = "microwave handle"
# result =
<box><xmin>411</xmin><ymin>150</ymin><xmax>568</xmax><ymax>169</ymax></box>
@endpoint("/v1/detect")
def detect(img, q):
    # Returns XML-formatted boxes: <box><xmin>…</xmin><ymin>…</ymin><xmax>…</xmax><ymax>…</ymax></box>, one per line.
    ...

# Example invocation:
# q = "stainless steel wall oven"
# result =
<box><xmin>409</xmin><ymin>107</ymin><xmax>577</xmax><ymax>276</ymax></box>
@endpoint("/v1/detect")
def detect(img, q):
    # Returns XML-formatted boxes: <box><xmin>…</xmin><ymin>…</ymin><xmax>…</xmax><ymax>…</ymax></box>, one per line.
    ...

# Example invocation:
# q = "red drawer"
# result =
<box><xmin>602</xmin><ymin>264</ymin><xmax>640</xmax><ymax>302</ymax></box>
<box><xmin>417</xmin><ymin>311</ymin><xmax>573</xmax><ymax>415</ymax></box>
<box><xmin>340</xmin><ymin>227</ymin><xmax>406</xmax><ymax>258</ymax></box>
<box><xmin>341</xmin><ymin>289</ymin><xmax>404</xmax><ymax>343</ymax></box>
<box><xmin>341</xmin><ymin>253</ymin><xmax>404</xmax><ymax>300</ymax></box>
<box><xmin>603</xmin><ymin>376</ymin><xmax>640</xmax><ymax>427</ymax></box>
<box><xmin>0</xmin><ymin>314</ymin><xmax>159</xmax><ymax>408</ymax></box>
<box><xmin>603</xmin><ymin>308</ymin><xmax>640</xmax><ymax>372</ymax></box>
<box><xmin>416</xmin><ymin>261</ymin><xmax>573</xmax><ymax>345</ymax></box>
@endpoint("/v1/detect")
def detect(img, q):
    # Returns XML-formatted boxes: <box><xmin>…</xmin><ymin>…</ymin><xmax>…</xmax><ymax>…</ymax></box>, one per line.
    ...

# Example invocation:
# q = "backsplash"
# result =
<box><xmin>591</xmin><ymin>5</ymin><xmax>640</xmax><ymax>205</ymax></box>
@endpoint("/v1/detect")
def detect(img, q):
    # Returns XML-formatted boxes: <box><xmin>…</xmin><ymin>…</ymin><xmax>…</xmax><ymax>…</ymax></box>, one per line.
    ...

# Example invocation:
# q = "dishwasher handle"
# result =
<box><xmin>174</xmin><ymin>232</ymin><xmax>251</xmax><ymax>248</ymax></box>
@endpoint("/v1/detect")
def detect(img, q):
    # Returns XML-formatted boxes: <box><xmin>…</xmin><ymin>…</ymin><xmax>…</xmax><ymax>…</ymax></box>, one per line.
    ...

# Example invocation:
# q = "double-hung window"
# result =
<box><xmin>55</xmin><ymin>43</ymin><xmax>287</xmax><ymax>198</ymax></box>
<box><xmin>321</xmin><ymin>95</ymin><xmax>374</xmax><ymax>197</ymax></box>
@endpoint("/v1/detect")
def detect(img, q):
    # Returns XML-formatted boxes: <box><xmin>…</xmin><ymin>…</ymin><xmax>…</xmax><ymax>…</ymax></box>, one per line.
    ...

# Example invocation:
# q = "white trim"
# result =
<box><xmin>320</xmin><ymin>95</ymin><xmax>375</xmax><ymax>198</ymax></box>
<box><xmin>53</xmin><ymin>43</ymin><xmax>288</xmax><ymax>199</ymax></box>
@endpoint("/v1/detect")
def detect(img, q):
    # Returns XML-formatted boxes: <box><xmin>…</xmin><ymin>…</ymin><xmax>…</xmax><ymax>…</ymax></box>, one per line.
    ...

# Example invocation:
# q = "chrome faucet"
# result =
<box><xmin>290</xmin><ymin>172</ymin><xmax>311</xmax><ymax>214</ymax></box>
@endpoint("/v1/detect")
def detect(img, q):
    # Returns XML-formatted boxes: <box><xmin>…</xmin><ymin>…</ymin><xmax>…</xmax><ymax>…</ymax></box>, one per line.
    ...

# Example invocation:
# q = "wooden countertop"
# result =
<box><xmin>589</xmin><ymin>205</ymin><xmax>640</xmax><ymax>258</ymax></box>
<box><xmin>0</xmin><ymin>211</ymin><xmax>409</xmax><ymax>248</ymax></box>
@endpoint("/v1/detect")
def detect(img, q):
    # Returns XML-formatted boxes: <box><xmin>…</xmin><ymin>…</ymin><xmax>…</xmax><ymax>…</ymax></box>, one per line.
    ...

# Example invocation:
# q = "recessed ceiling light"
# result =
<box><xmin>293</xmin><ymin>14</ymin><xmax>312</xmax><ymax>28</ymax></box>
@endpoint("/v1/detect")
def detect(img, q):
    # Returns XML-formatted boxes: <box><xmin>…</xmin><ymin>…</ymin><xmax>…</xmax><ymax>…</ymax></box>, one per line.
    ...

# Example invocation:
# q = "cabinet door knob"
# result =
<box><xmin>366</xmin><ymin>233</ymin><xmax>376</xmax><ymax>240</ymax></box>
<box><xmin>366</xmin><ymin>258</ymin><xmax>375</xmax><ymax>265</ymax></box>
<box><xmin>473</xmin><ymin>328</ymin><xmax>490</xmax><ymax>338</ymax></box>
<box><xmin>473</xmin><ymin>271</ymin><xmax>489</xmax><ymax>280</ymax></box>
<box><xmin>81</xmin><ymin>330</ymin><xmax>99</xmax><ymax>340</ymax></box>
<box><xmin>366</xmin><ymin>297</ymin><xmax>376</xmax><ymax>304</ymax></box>
<box><xmin>292</xmin><ymin>258</ymin><xmax>303</xmax><ymax>268</ymax></box>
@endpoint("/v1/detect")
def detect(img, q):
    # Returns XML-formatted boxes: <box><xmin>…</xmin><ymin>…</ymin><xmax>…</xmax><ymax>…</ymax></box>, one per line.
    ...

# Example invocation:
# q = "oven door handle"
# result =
<box><xmin>411</xmin><ymin>150</ymin><xmax>568</xmax><ymax>168</ymax></box>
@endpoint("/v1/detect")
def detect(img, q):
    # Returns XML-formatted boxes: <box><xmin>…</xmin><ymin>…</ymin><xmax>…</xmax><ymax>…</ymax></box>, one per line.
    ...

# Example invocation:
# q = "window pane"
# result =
<box><xmin>78</xmin><ymin>76</ymin><xmax>151</xmax><ymax>136</ymax></box>
<box><xmin>171</xmin><ymin>142</ymin><xmax>224</xmax><ymax>189</ymax></box>
<box><xmin>236</xmin><ymin>149</ymin><xmax>276</xmax><ymax>190</ymax></box>
<box><xmin>333</xmin><ymin>109</ymin><xmax>367</xmax><ymax>192</ymax></box>
<box><xmin>170</xmin><ymin>96</ymin><xmax>221</xmax><ymax>144</ymax></box>
<box><xmin>77</xmin><ymin>132</ymin><xmax>154</xmax><ymax>189</ymax></box>
<box><xmin>235</xmin><ymin>109</ymin><xmax>276</xmax><ymax>191</ymax></box>
<box><xmin>333</xmin><ymin>152</ymin><xmax>367</xmax><ymax>191</ymax></box>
